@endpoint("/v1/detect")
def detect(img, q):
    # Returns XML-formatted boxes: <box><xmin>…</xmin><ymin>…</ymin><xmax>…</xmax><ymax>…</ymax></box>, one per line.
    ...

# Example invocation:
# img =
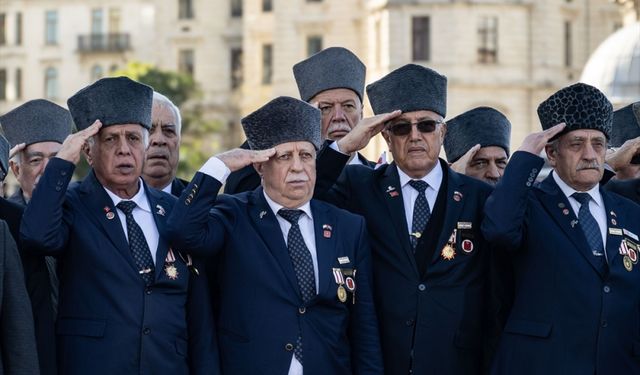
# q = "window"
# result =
<box><xmin>412</xmin><ymin>16</ymin><xmax>430</xmax><ymax>61</ymax></box>
<box><xmin>375</xmin><ymin>19</ymin><xmax>382</xmax><ymax>67</ymax></box>
<box><xmin>478</xmin><ymin>16</ymin><xmax>498</xmax><ymax>64</ymax></box>
<box><xmin>231</xmin><ymin>0</ymin><xmax>243</xmax><ymax>17</ymax></box>
<box><xmin>262</xmin><ymin>44</ymin><xmax>273</xmax><ymax>85</ymax></box>
<box><xmin>262</xmin><ymin>0</ymin><xmax>272</xmax><ymax>12</ymax></box>
<box><xmin>15</xmin><ymin>68</ymin><xmax>22</xmax><ymax>99</ymax></box>
<box><xmin>230</xmin><ymin>48</ymin><xmax>243</xmax><ymax>89</ymax></box>
<box><xmin>45</xmin><ymin>10</ymin><xmax>58</xmax><ymax>45</ymax></box>
<box><xmin>179</xmin><ymin>49</ymin><xmax>195</xmax><ymax>76</ymax></box>
<box><xmin>44</xmin><ymin>67</ymin><xmax>58</xmax><ymax>100</ymax></box>
<box><xmin>91</xmin><ymin>65</ymin><xmax>104</xmax><ymax>81</ymax></box>
<box><xmin>0</xmin><ymin>69</ymin><xmax>6</xmax><ymax>101</ymax></box>
<box><xmin>307</xmin><ymin>36</ymin><xmax>322</xmax><ymax>57</ymax></box>
<box><xmin>109</xmin><ymin>8</ymin><xmax>121</xmax><ymax>33</ymax></box>
<box><xmin>179</xmin><ymin>0</ymin><xmax>194</xmax><ymax>19</ymax></box>
<box><xmin>564</xmin><ymin>21</ymin><xmax>572</xmax><ymax>67</ymax></box>
<box><xmin>0</xmin><ymin>14</ymin><xmax>5</xmax><ymax>45</ymax></box>
<box><xmin>15</xmin><ymin>12</ymin><xmax>22</xmax><ymax>45</ymax></box>
<box><xmin>91</xmin><ymin>9</ymin><xmax>103</xmax><ymax>34</ymax></box>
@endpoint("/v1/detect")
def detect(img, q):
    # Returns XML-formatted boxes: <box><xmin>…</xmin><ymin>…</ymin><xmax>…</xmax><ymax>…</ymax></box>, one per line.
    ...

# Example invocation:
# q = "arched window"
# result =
<box><xmin>44</xmin><ymin>67</ymin><xmax>58</xmax><ymax>99</ymax></box>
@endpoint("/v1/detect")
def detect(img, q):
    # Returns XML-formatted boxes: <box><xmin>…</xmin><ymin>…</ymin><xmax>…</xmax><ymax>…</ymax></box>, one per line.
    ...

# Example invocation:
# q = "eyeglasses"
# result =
<box><xmin>386</xmin><ymin>119</ymin><xmax>443</xmax><ymax>136</ymax></box>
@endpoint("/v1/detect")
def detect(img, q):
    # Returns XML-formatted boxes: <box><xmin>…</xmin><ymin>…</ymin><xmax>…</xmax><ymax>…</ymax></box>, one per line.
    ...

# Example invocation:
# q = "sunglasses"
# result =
<box><xmin>386</xmin><ymin>119</ymin><xmax>443</xmax><ymax>136</ymax></box>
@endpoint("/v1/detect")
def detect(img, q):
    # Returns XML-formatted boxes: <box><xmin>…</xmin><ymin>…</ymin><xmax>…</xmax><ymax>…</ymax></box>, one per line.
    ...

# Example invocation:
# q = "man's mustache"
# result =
<box><xmin>576</xmin><ymin>161</ymin><xmax>602</xmax><ymax>171</ymax></box>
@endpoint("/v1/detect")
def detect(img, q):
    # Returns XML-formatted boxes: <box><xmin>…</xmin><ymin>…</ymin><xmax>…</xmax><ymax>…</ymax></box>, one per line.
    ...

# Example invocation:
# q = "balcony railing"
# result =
<box><xmin>77</xmin><ymin>33</ymin><xmax>130</xmax><ymax>53</ymax></box>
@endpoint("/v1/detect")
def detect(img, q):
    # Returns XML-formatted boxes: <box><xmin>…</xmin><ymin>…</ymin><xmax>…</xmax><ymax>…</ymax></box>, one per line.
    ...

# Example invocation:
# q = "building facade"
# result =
<box><xmin>0</xmin><ymin>0</ymin><xmax>633</xmax><ymax>159</ymax></box>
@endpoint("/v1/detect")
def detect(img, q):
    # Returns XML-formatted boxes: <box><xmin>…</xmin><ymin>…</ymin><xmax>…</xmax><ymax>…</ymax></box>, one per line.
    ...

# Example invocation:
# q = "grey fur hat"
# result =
<box><xmin>537</xmin><ymin>83</ymin><xmax>613</xmax><ymax>139</ymax></box>
<box><xmin>444</xmin><ymin>107</ymin><xmax>511</xmax><ymax>163</ymax></box>
<box><xmin>0</xmin><ymin>99</ymin><xmax>73</xmax><ymax>147</ymax></box>
<box><xmin>242</xmin><ymin>96</ymin><xmax>322</xmax><ymax>150</ymax></box>
<box><xmin>610</xmin><ymin>102</ymin><xmax>640</xmax><ymax>147</ymax></box>
<box><xmin>293</xmin><ymin>47</ymin><xmax>366</xmax><ymax>102</ymax></box>
<box><xmin>68</xmin><ymin>76</ymin><xmax>153</xmax><ymax>130</ymax></box>
<box><xmin>366</xmin><ymin>64</ymin><xmax>447</xmax><ymax>117</ymax></box>
<box><xmin>0</xmin><ymin>134</ymin><xmax>9</xmax><ymax>179</ymax></box>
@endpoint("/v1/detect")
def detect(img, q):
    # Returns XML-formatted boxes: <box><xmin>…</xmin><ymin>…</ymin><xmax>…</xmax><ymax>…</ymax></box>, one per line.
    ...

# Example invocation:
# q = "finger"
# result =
<box><xmin>82</xmin><ymin>120</ymin><xmax>102</xmax><ymax>138</ymax></box>
<box><xmin>9</xmin><ymin>143</ymin><xmax>26</xmax><ymax>158</ymax></box>
<box><xmin>380</xmin><ymin>110</ymin><xmax>402</xmax><ymax>123</ymax></box>
<box><xmin>253</xmin><ymin>148</ymin><xmax>275</xmax><ymax>161</ymax></box>
<box><xmin>544</xmin><ymin>122</ymin><xmax>566</xmax><ymax>139</ymax></box>
<box><xmin>465</xmin><ymin>144</ymin><xmax>481</xmax><ymax>159</ymax></box>
<box><xmin>309</xmin><ymin>101</ymin><xmax>319</xmax><ymax>109</ymax></box>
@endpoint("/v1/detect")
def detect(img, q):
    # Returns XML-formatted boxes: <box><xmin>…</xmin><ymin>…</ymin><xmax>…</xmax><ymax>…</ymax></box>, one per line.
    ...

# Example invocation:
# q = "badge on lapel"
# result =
<box><xmin>441</xmin><ymin>229</ymin><xmax>457</xmax><ymax>260</ymax></box>
<box><xmin>164</xmin><ymin>248</ymin><xmax>179</xmax><ymax>280</ymax></box>
<box><xmin>104</xmin><ymin>206</ymin><xmax>115</xmax><ymax>220</ymax></box>
<box><xmin>156</xmin><ymin>204</ymin><xmax>166</xmax><ymax>216</ymax></box>
<box><xmin>333</xmin><ymin>267</ymin><xmax>357</xmax><ymax>304</ymax></box>
<box><xmin>323</xmin><ymin>224</ymin><xmax>332</xmax><ymax>238</ymax></box>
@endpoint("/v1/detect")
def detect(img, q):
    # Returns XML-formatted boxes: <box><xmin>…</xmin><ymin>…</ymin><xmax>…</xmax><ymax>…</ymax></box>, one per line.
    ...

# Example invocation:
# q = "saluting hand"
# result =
<box><xmin>336</xmin><ymin>110</ymin><xmax>402</xmax><ymax>154</ymax></box>
<box><xmin>519</xmin><ymin>122</ymin><xmax>566</xmax><ymax>155</ymax></box>
<box><xmin>216</xmin><ymin>148</ymin><xmax>276</xmax><ymax>172</ymax></box>
<box><xmin>57</xmin><ymin>120</ymin><xmax>102</xmax><ymax>165</ymax></box>
<box><xmin>450</xmin><ymin>144</ymin><xmax>481</xmax><ymax>174</ymax></box>
<box><xmin>9</xmin><ymin>142</ymin><xmax>26</xmax><ymax>160</ymax></box>
<box><xmin>606</xmin><ymin>136</ymin><xmax>640</xmax><ymax>175</ymax></box>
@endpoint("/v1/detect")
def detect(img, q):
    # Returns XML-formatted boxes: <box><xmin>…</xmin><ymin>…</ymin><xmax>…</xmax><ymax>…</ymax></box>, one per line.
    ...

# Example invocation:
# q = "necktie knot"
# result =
<box><xmin>279</xmin><ymin>209</ymin><xmax>303</xmax><ymax>224</ymax></box>
<box><xmin>409</xmin><ymin>180</ymin><xmax>429</xmax><ymax>194</ymax></box>
<box><xmin>572</xmin><ymin>192</ymin><xmax>591</xmax><ymax>206</ymax></box>
<box><xmin>117</xmin><ymin>201</ymin><xmax>137</xmax><ymax>215</ymax></box>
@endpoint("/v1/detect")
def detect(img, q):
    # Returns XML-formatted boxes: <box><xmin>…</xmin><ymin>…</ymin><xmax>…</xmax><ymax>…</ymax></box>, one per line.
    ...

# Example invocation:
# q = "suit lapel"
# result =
<box><xmin>248</xmin><ymin>188</ymin><xmax>301</xmax><ymax>298</ymax></box>
<box><xmin>311</xmin><ymin>200</ymin><xmax>336</xmax><ymax>297</ymax></box>
<box><xmin>537</xmin><ymin>175</ymin><xmax>607</xmax><ymax>277</ymax></box>
<box><xmin>430</xmin><ymin>164</ymin><xmax>465</xmax><ymax>264</ymax></box>
<box><xmin>601</xmin><ymin>191</ymin><xmax>623</xmax><ymax>265</ymax></box>
<box><xmin>78</xmin><ymin>171</ymin><xmax>138</xmax><ymax>273</ymax></box>
<box><xmin>376</xmin><ymin>164</ymin><xmax>419</xmax><ymax>277</ymax></box>
<box><xmin>146</xmin><ymin>186</ymin><xmax>170</xmax><ymax>280</ymax></box>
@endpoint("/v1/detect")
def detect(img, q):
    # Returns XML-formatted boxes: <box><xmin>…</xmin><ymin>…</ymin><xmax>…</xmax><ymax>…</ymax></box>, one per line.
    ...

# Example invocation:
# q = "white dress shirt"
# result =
<box><xmin>104</xmin><ymin>179</ymin><xmax>160</xmax><ymax>263</ymax></box>
<box><xmin>552</xmin><ymin>171</ymin><xmax>608</xmax><ymax>255</ymax></box>
<box><xmin>397</xmin><ymin>162</ymin><xmax>443</xmax><ymax>235</ymax></box>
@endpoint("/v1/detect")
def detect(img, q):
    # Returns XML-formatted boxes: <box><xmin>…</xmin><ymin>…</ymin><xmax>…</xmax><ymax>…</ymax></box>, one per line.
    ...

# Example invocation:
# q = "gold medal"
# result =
<box><xmin>337</xmin><ymin>285</ymin><xmax>347</xmax><ymax>302</ymax></box>
<box><xmin>165</xmin><ymin>264</ymin><xmax>179</xmax><ymax>280</ymax></box>
<box><xmin>441</xmin><ymin>244</ymin><xmax>455</xmax><ymax>260</ymax></box>
<box><xmin>623</xmin><ymin>255</ymin><xmax>633</xmax><ymax>272</ymax></box>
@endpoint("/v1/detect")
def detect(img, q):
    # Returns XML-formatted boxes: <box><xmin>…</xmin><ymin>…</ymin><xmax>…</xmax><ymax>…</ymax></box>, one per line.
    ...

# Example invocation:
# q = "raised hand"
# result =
<box><xmin>336</xmin><ymin>110</ymin><xmax>402</xmax><ymax>154</ymax></box>
<box><xmin>519</xmin><ymin>123</ymin><xmax>566</xmax><ymax>155</ymax></box>
<box><xmin>216</xmin><ymin>148</ymin><xmax>276</xmax><ymax>172</ymax></box>
<box><xmin>57</xmin><ymin>120</ymin><xmax>102</xmax><ymax>164</ymax></box>
<box><xmin>450</xmin><ymin>144</ymin><xmax>481</xmax><ymax>174</ymax></box>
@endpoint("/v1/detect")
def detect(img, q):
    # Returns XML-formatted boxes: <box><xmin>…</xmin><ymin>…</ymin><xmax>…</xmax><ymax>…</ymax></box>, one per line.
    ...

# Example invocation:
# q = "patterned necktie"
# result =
<box><xmin>278</xmin><ymin>208</ymin><xmax>316</xmax><ymax>364</ymax></box>
<box><xmin>409</xmin><ymin>180</ymin><xmax>431</xmax><ymax>250</ymax></box>
<box><xmin>117</xmin><ymin>201</ymin><xmax>155</xmax><ymax>285</ymax></box>
<box><xmin>572</xmin><ymin>193</ymin><xmax>605</xmax><ymax>262</ymax></box>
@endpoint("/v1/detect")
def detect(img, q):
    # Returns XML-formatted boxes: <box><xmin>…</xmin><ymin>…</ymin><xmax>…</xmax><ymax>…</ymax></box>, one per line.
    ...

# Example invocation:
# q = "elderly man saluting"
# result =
<box><xmin>167</xmin><ymin>96</ymin><xmax>383</xmax><ymax>375</ymax></box>
<box><xmin>483</xmin><ymin>83</ymin><xmax>640</xmax><ymax>374</ymax></box>
<box><xmin>20</xmin><ymin>77</ymin><xmax>217</xmax><ymax>375</ymax></box>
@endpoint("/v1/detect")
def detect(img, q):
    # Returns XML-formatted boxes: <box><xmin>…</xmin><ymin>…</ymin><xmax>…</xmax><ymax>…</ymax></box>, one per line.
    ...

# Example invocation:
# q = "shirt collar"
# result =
<box><xmin>161</xmin><ymin>183</ymin><xmax>172</xmax><ymax>194</ymax></box>
<box><xmin>397</xmin><ymin>160</ymin><xmax>443</xmax><ymax>192</ymax></box>
<box><xmin>263</xmin><ymin>190</ymin><xmax>313</xmax><ymax>220</ymax></box>
<box><xmin>552</xmin><ymin>171</ymin><xmax>603</xmax><ymax>208</ymax></box>
<box><xmin>104</xmin><ymin>178</ymin><xmax>152</xmax><ymax>213</ymax></box>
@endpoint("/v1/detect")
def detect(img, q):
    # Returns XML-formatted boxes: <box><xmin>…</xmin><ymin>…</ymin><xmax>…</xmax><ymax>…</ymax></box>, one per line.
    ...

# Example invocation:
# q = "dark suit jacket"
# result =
<box><xmin>315</xmin><ymin>145</ymin><xmax>493</xmax><ymax>375</ymax></box>
<box><xmin>483</xmin><ymin>151</ymin><xmax>640</xmax><ymax>375</ymax></box>
<box><xmin>8</xmin><ymin>189</ymin><xmax>27</xmax><ymax>206</ymax></box>
<box><xmin>0</xmin><ymin>196</ymin><xmax>57</xmax><ymax>375</ymax></box>
<box><xmin>167</xmin><ymin>172</ymin><xmax>383</xmax><ymax>375</ymax></box>
<box><xmin>224</xmin><ymin>141</ymin><xmax>375</xmax><ymax>195</ymax></box>
<box><xmin>170</xmin><ymin>178</ymin><xmax>188</xmax><ymax>197</ymax></box>
<box><xmin>20</xmin><ymin>157</ymin><xmax>219</xmax><ymax>375</ymax></box>
<box><xmin>604</xmin><ymin>178</ymin><xmax>640</xmax><ymax>204</ymax></box>
<box><xmin>0</xmin><ymin>219</ymin><xmax>39</xmax><ymax>374</ymax></box>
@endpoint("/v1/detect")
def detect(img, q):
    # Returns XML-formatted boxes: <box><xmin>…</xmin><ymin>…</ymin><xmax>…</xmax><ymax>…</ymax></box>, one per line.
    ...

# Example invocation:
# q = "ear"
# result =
<box><xmin>545</xmin><ymin>144</ymin><xmax>557</xmax><ymax>167</ymax></box>
<box><xmin>9</xmin><ymin>160</ymin><xmax>20</xmax><ymax>178</ymax></box>
<box><xmin>82</xmin><ymin>141</ymin><xmax>94</xmax><ymax>167</ymax></box>
<box><xmin>252</xmin><ymin>161</ymin><xmax>264</xmax><ymax>178</ymax></box>
<box><xmin>439</xmin><ymin>123</ymin><xmax>447</xmax><ymax>143</ymax></box>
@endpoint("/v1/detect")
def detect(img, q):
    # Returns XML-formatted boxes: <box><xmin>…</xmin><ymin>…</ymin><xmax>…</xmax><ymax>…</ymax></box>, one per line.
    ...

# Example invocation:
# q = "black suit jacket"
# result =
<box><xmin>604</xmin><ymin>178</ymin><xmax>640</xmax><ymax>204</ymax></box>
<box><xmin>0</xmin><ymin>197</ymin><xmax>57</xmax><ymax>375</ymax></box>
<box><xmin>170</xmin><ymin>178</ymin><xmax>188</xmax><ymax>197</ymax></box>
<box><xmin>0</xmin><ymin>219</ymin><xmax>39</xmax><ymax>374</ymax></box>
<box><xmin>315</xmin><ymin>145</ymin><xmax>493</xmax><ymax>375</ymax></box>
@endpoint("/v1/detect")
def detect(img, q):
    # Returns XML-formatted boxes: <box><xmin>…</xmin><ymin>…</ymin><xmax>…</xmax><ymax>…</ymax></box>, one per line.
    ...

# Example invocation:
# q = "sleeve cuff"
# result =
<box><xmin>329</xmin><ymin>140</ymin><xmax>349</xmax><ymax>156</ymax></box>
<box><xmin>199</xmin><ymin>157</ymin><xmax>231</xmax><ymax>184</ymax></box>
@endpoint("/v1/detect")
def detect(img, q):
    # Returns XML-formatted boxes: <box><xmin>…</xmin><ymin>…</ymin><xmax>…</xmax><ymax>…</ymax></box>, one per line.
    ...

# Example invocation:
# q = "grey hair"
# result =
<box><xmin>152</xmin><ymin>92</ymin><xmax>182</xmax><ymax>135</ymax></box>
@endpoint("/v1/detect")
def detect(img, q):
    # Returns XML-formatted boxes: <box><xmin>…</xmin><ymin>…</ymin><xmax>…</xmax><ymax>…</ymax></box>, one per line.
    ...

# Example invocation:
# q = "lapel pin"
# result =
<box><xmin>611</xmin><ymin>218</ymin><xmax>617</xmax><ymax>226</ymax></box>
<box><xmin>610</xmin><ymin>210</ymin><xmax>617</xmax><ymax>217</ymax></box>
<box><xmin>386</xmin><ymin>185</ymin><xmax>395</xmax><ymax>193</ymax></box>
<box><xmin>462</xmin><ymin>239</ymin><xmax>474</xmax><ymax>253</ymax></box>
<box><xmin>259</xmin><ymin>210</ymin><xmax>267</xmax><ymax>219</ymax></box>
<box><xmin>323</xmin><ymin>224</ymin><xmax>332</xmax><ymax>238</ymax></box>
<box><xmin>156</xmin><ymin>204</ymin><xmax>166</xmax><ymax>216</ymax></box>
<box><xmin>570</xmin><ymin>220</ymin><xmax>578</xmax><ymax>228</ymax></box>
<box><xmin>562</xmin><ymin>208</ymin><xmax>570</xmax><ymax>215</ymax></box>
<box><xmin>558</xmin><ymin>203</ymin><xmax>565</xmax><ymax>208</ymax></box>
<box><xmin>104</xmin><ymin>206</ymin><xmax>115</xmax><ymax>220</ymax></box>
<box><xmin>453</xmin><ymin>191</ymin><xmax>463</xmax><ymax>202</ymax></box>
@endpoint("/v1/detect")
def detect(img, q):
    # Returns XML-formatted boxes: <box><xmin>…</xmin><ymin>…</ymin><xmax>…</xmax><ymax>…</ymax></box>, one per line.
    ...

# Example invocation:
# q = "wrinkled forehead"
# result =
<box><xmin>99</xmin><ymin>123</ymin><xmax>146</xmax><ymax>136</ymax></box>
<box><xmin>273</xmin><ymin>140</ymin><xmax>316</xmax><ymax>153</ymax></box>
<box><xmin>559</xmin><ymin>129</ymin><xmax>607</xmax><ymax>143</ymax></box>
<box><xmin>312</xmin><ymin>88</ymin><xmax>361</xmax><ymax>104</ymax></box>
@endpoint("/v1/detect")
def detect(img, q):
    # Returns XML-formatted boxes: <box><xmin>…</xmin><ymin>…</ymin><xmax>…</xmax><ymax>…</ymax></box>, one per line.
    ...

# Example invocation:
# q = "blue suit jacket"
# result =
<box><xmin>315</xmin><ymin>146</ymin><xmax>493</xmax><ymax>375</ymax></box>
<box><xmin>483</xmin><ymin>151</ymin><xmax>640</xmax><ymax>375</ymax></box>
<box><xmin>20</xmin><ymin>158</ymin><xmax>219</xmax><ymax>375</ymax></box>
<box><xmin>167</xmin><ymin>172</ymin><xmax>383</xmax><ymax>375</ymax></box>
